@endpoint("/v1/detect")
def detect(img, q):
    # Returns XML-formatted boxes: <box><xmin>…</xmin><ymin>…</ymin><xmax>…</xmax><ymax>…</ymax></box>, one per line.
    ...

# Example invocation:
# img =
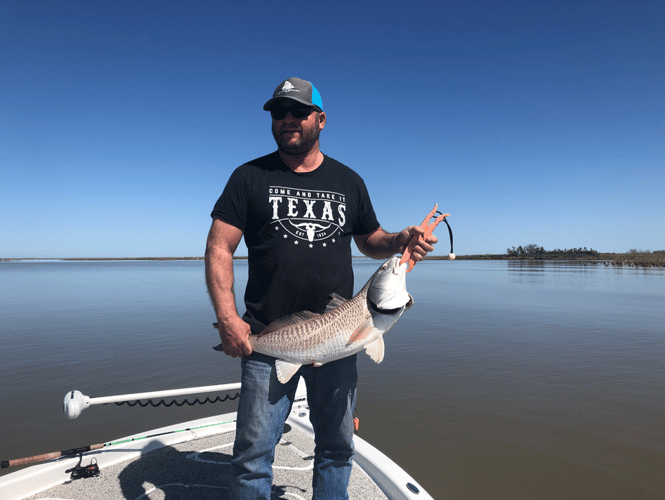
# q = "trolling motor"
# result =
<box><xmin>63</xmin><ymin>391</ymin><xmax>90</xmax><ymax>419</ymax></box>
<box><xmin>62</xmin><ymin>382</ymin><xmax>242</xmax><ymax>419</ymax></box>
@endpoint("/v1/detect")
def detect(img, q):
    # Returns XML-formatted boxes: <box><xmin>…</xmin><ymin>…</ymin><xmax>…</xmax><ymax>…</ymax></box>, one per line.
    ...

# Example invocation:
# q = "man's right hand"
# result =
<box><xmin>215</xmin><ymin>317</ymin><xmax>253</xmax><ymax>358</ymax></box>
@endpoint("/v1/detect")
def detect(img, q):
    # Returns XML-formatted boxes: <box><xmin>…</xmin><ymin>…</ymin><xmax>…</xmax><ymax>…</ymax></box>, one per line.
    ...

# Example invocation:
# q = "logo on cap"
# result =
<box><xmin>278</xmin><ymin>81</ymin><xmax>299</xmax><ymax>95</ymax></box>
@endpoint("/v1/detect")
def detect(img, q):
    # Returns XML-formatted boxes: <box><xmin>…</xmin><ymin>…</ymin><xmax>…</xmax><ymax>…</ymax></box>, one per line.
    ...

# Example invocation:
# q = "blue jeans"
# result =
<box><xmin>231</xmin><ymin>352</ymin><xmax>357</xmax><ymax>500</ymax></box>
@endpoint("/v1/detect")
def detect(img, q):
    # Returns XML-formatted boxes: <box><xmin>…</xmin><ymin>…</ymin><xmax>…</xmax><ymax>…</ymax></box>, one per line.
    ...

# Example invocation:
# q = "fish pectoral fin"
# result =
<box><xmin>364</xmin><ymin>336</ymin><xmax>385</xmax><ymax>364</ymax></box>
<box><xmin>275</xmin><ymin>359</ymin><xmax>302</xmax><ymax>384</ymax></box>
<box><xmin>347</xmin><ymin>318</ymin><xmax>375</xmax><ymax>344</ymax></box>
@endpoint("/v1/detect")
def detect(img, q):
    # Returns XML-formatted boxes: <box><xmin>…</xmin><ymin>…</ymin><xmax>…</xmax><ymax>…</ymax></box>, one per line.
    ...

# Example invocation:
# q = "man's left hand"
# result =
<box><xmin>396</xmin><ymin>225</ymin><xmax>438</xmax><ymax>263</ymax></box>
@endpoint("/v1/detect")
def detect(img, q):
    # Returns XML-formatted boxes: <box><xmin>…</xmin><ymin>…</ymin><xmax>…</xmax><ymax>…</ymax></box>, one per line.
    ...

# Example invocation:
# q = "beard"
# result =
<box><xmin>271</xmin><ymin>115</ymin><xmax>321</xmax><ymax>156</ymax></box>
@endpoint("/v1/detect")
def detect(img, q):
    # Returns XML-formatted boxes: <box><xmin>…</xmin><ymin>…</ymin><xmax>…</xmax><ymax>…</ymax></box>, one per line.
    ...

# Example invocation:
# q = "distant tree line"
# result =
<box><xmin>440</xmin><ymin>247</ymin><xmax>663</xmax><ymax>266</ymax></box>
<box><xmin>506</xmin><ymin>244</ymin><xmax>600</xmax><ymax>260</ymax></box>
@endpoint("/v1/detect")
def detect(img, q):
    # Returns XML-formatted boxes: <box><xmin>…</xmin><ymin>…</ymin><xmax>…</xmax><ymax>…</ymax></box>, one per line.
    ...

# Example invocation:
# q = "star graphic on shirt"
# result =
<box><xmin>294</xmin><ymin>240</ymin><xmax>298</xmax><ymax>245</ymax></box>
<box><xmin>323</xmin><ymin>243</ymin><xmax>327</xmax><ymax>247</ymax></box>
<box><xmin>309</xmin><ymin>244</ymin><xmax>313</xmax><ymax>248</ymax></box>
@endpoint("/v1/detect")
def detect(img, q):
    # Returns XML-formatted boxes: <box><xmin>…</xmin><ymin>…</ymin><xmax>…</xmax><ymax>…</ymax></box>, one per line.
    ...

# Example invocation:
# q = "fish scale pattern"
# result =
<box><xmin>251</xmin><ymin>279</ymin><xmax>376</xmax><ymax>364</ymax></box>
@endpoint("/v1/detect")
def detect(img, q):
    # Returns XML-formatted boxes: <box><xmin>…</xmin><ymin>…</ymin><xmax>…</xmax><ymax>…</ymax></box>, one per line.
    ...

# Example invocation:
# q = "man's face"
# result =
<box><xmin>270</xmin><ymin>103</ymin><xmax>325</xmax><ymax>156</ymax></box>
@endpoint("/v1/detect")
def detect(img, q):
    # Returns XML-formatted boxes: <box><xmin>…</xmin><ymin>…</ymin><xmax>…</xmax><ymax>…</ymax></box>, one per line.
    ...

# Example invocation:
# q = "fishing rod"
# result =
<box><xmin>3</xmin><ymin>382</ymin><xmax>241</xmax><ymax>469</ymax></box>
<box><xmin>1</xmin><ymin>419</ymin><xmax>236</xmax><ymax>470</ymax></box>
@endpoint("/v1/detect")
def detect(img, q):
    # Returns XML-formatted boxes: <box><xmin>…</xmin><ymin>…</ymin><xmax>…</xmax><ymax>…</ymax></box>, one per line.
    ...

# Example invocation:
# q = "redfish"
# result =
<box><xmin>216</xmin><ymin>256</ymin><xmax>413</xmax><ymax>383</ymax></box>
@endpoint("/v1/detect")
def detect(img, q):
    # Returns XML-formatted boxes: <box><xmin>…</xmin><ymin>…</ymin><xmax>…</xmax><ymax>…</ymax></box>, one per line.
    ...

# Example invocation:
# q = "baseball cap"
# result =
<box><xmin>263</xmin><ymin>78</ymin><xmax>323</xmax><ymax>111</ymax></box>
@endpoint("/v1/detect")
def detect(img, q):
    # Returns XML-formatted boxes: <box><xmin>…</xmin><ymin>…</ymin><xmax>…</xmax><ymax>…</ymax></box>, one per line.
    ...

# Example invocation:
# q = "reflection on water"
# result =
<box><xmin>1</xmin><ymin>259</ymin><xmax>664</xmax><ymax>499</ymax></box>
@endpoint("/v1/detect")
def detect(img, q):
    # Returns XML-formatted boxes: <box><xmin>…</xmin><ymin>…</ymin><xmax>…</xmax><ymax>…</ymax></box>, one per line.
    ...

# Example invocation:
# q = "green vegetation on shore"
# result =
<box><xmin>598</xmin><ymin>250</ymin><xmax>665</xmax><ymax>268</ymax></box>
<box><xmin>439</xmin><ymin>246</ymin><xmax>664</xmax><ymax>268</ymax></box>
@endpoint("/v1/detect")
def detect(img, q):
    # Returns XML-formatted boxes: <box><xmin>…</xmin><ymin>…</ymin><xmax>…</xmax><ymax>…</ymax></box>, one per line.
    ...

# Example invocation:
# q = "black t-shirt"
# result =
<box><xmin>211</xmin><ymin>151</ymin><xmax>380</xmax><ymax>334</ymax></box>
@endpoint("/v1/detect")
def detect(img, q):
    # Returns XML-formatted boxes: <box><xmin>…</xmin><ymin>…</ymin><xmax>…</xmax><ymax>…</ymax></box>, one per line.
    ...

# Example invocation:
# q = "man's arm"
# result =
<box><xmin>354</xmin><ymin>226</ymin><xmax>437</xmax><ymax>260</ymax></box>
<box><xmin>204</xmin><ymin>218</ymin><xmax>252</xmax><ymax>358</ymax></box>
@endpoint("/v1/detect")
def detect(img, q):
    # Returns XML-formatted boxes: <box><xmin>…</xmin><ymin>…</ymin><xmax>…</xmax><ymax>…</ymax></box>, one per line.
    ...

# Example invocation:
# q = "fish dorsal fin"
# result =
<box><xmin>275</xmin><ymin>359</ymin><xmax>302</xmax><ymax>384</ymax></box>
<box><xmin>262</xmin><ymin>311</ymin><xmax>320</xmax><ymax>335</ymax></box>
<box><xmin>347</xmin><ymin>318</ymin><xmax>375</xmax><ymax>344</ymax></box>
<box><xmin>364</xmin><ymin>336</ymin><xmax>385</xmax><ymax>364</ymax></box>
<box><xmin>325</xmin><ymin>293</ymin><xmax>347</xmax><ymax>312</ymax></box>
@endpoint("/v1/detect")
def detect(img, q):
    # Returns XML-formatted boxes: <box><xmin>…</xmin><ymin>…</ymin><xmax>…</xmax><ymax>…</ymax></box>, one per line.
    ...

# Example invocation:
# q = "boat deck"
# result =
<box><xmin>21</xmin><ymin>421</ymin><xmax>388</xmax><ymax>500</ymax></box>
<box><xmin>3</xmin><ymin>380</ymin><xmax>431</xmax><ymax>499</ymax></box>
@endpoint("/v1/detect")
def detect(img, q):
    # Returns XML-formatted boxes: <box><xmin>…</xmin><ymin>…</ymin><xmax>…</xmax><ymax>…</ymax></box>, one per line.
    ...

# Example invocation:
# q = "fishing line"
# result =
<box><xmin>104</xmin><ymin>419</ymin><xmax>237</xmax><ymax>447</ymax></box>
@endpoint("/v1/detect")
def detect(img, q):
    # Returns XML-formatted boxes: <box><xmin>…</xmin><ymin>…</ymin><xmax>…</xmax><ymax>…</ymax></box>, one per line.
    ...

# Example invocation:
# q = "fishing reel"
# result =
<box><xmin>66</xmin><ymin>455</ymin><xmax>100</xmax><ymax>480</ymax></box>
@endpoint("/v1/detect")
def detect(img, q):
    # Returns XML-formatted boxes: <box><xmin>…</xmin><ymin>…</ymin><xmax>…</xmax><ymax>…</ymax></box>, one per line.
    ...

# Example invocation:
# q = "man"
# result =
<box><xmin>205</xmin><ymin>77</ymin><xmax>437</xmax><ymax>499</ymax></box>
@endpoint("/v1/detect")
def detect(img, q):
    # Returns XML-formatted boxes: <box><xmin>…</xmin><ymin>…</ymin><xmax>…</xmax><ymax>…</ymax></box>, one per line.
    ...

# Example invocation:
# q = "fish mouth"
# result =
<box><xmin>368</xmin><ymin>294</ymin><xmax>413</xmax><ymax>314</ymax></box>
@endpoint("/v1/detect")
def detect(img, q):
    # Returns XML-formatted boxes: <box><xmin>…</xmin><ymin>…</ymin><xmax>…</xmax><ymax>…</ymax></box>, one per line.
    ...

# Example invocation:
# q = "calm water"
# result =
<box><xmin>1</xmin><ymin>259</ymin><xmax>664</xmax><ymax>499</ymax></box>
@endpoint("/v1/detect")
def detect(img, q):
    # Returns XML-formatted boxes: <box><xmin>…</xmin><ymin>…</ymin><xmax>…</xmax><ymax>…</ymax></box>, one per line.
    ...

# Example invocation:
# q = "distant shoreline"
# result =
<box><xmin>441</xmin><ymin>252</ymin><xmax>665</xmax><ymax>268</ymax></box>
<box><xmin>1</xmin><ymin>257</ymin><xmax>208</xmax><ymax>262</ymax></box>
<box><xmin>2</xmin><ymin>253</ymin><xmax>663</xmax><ymax>267</ymax></box>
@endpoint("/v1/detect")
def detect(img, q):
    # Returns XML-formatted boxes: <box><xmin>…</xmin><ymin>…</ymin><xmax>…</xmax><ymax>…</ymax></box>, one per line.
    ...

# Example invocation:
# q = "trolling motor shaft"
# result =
<box><xmin>63</xmin><ymin>383</ymin><xmax>242</xmax><ymax>419</ymax></box>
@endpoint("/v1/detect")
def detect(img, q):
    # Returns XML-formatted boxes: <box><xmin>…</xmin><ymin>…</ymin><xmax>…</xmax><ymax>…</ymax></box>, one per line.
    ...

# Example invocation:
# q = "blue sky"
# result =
<box><xmin>1</xmin><ymin>0</ymin><xmax>663</xmax><ymax>258</ymax></box>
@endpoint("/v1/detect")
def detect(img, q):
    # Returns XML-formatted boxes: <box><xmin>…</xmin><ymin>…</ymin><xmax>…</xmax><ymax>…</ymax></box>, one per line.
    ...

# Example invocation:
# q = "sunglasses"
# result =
<box><xmin>270</xmin><ymin>106</ymin><xmax>316</xmax><ymax>120</ymax></box>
